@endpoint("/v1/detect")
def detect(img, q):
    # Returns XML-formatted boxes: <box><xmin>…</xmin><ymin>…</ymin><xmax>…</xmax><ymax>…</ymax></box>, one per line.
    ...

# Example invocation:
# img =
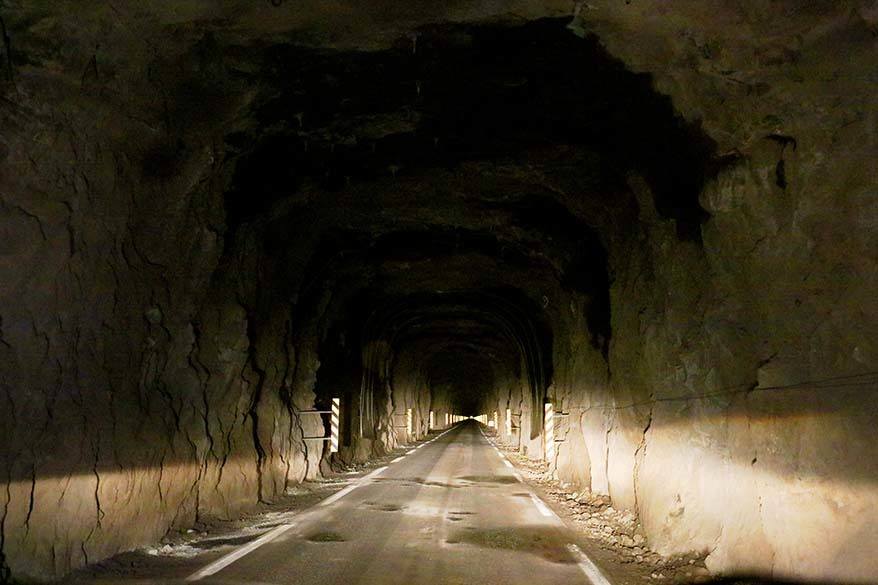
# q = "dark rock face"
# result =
<box><xmin>0</xmin><ymin>1</ymin><xmax>876</xmax><ymax>582</ymax></box>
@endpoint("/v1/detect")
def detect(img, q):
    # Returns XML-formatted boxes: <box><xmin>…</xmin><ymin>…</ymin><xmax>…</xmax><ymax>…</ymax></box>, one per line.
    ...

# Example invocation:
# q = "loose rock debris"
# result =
<box><xmin>495</xmin><ymin>439</ymin><xmax>711</xmax><ymax>584</ymax></box>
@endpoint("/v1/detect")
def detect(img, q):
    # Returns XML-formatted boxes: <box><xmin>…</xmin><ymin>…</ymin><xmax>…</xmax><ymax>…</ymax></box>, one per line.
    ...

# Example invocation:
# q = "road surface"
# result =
<box><xmin>187</xmin><ymin>420</ymin><xmax>608</xmax><ymax>585</ymax></box>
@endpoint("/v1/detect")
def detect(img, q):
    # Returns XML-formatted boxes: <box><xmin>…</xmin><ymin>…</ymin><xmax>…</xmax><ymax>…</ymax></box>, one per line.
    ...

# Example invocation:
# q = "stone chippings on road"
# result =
<box><xmin>494</xmin><ymin>438</ymin><xmax>711</xmax><ymax>584</ymax></box>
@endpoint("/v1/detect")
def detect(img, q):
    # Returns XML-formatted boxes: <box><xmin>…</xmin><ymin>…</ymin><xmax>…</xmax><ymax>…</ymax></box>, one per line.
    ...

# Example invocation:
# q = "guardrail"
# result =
<box><xmin>298</xmin><ymin>397</ymin><xmax>340</xmax><ymax>453</ymax></box>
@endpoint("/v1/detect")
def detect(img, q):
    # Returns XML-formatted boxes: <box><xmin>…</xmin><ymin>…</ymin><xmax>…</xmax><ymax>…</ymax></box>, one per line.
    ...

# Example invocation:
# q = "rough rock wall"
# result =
<box><xmin>508</xmin><ymin>4</ymin><xmax>878</xmax><ymax>582</ymax></box>
<box><xmin>540</xmin><ymin>152</ymin><xmax>878</xmax><ymax>583</ymax></box>
<box><xmin>388</xmin><ymin>350</ymin><xmax>430</xmax><ymax>445</ymax></box>
<box><xmin>604</xmin><ymin>156</ymin><xmax>878</xmax><ymax>581</ymax></box>
<box><xmin>2</xmin><ymin>1</ymin><xmax>876</xmax><ymax>583</ymax></box>
<box><xmin>0</xmin><ymin>31</ymin><xmax>331</xmax><ymax>585</ymax></box>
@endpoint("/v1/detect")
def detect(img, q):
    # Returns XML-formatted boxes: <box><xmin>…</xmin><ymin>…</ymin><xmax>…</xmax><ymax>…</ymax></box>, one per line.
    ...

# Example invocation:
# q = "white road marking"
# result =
<box><xmin>476</xmin><ymin>428</ymin><xmax>523</xmax><ymax>483</ymax></box>
<box><xmin>486</xmin><ymin>431</ymin><xmax>613</xmax><ymax>585</ymax></box>
<box><xmin>567</xmin><ymin>544</ymin><xmax>614</xmax><ymax>585</ymax></box>
<box><xmin>188</xmin><ymin>464</ymin><xmax>389</xmax><ymax>580</ymax></box>
<box><xmin>185</xmin><ymin>523</ymin><xmax>297</xmax><ymax>581</ymax></box>
<box><xmin>318</xmin><ymin>484</ymin><xmax>358</xmax><ymax>507</ymax></box>
<box><xmin>402</xmin><ymin>423</ymin><xmax>611</xmax><ymax>584</ymax></box>
<box><xmin>530</xmin><ymin>493</ymin><xmax>555</xmax><ymax>518</ymax></box>
<box><xmin>362</xmin><ymin>465</ymin><xmax>388</xmax><ymax>480</ymax></box>
<box><xmin>392</xmin><ymin>456</ymin><xmax>406</xmax><ymax>463</ymax></box>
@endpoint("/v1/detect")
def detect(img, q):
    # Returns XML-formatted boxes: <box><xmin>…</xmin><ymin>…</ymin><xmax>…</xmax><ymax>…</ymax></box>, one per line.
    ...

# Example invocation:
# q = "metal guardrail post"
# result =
<box><xmin>299</xmin><ymin>398</ymin><xmax>341</xmax><ymax>453</ymax></box>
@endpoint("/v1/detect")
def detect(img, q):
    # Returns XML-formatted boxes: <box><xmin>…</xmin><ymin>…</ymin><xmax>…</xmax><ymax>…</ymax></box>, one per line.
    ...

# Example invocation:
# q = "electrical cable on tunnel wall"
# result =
<box><xmin>569</xmin><ymin>370</ymin><xmax>878</xmax><ymax>411</ymax></box>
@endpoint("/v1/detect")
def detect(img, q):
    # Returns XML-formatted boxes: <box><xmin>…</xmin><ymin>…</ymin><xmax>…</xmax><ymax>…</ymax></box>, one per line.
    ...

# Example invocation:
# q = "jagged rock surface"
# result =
<box><xmin>0</xmin><ymin>1</ymin><xmax>876</xmax><ymax>583</ymax></box>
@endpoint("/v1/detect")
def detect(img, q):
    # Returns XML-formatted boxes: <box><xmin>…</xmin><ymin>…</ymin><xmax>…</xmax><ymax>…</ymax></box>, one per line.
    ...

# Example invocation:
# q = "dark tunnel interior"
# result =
<box><xmin>0</xmin><ymin>2</ymin><xmax>876</xmax><ymax>584</ymax></box>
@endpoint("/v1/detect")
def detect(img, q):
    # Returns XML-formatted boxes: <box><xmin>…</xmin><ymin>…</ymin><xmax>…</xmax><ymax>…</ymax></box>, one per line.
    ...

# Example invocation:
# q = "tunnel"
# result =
<box><xmin>0</xmin><ymin>2</ymin><xmax>877</xmax><ymax>584</ymax></box>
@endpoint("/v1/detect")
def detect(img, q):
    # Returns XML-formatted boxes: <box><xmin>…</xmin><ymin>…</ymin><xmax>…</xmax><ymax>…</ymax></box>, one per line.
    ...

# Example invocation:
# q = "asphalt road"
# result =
<box><xmin>187</xmin><ymin>420</ymin><xmax>609</xmax><ymax>585</ymax></box>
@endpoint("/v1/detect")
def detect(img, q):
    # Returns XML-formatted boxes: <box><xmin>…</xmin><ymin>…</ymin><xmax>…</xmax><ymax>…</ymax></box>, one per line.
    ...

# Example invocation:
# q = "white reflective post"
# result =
<box><xmin>506</xmin><ymin>408</ymin><xmax>512</xmax><ymax>437</ymax></box>
<box><xmin>406</xmin><ymin>408</ymin><xmax>413</xmax><ymax>436</ymax></box>
<box><xmin>330</xmin><ymin>398</ymin><xmax>340</xmax><ymax>453</ymax></box>
<box><xmin>544</xmin><ymin>402</ymin><xmax>554</xmax><ymax>463</ymax></box>
<box><xmin>429</xmin><ymin>410</ymin><xmax>434</xmax><ymax>430</ymax></box>
<box><xmin>493</xmin><ymin>410</ymin><xmax>498</xmax><ymax>430</ymax></box>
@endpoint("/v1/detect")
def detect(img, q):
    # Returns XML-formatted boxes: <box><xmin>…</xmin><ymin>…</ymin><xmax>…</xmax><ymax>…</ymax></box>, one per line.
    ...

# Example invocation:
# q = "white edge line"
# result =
<box><xmin>530</xmin><ymin>493</ymin><xmax>554</xmax><ymax>518</ymax></box>
<box><xmin>476</xmin><ymin>422</ymin><xmax>613</xmax><ymax>585</ymax></box>
<box><xmin>188</xmin><ymin>464</ymin><xmax>388</xmax><ymax>581</ymax></box>
<box><xmin>392</xmin><ymin>455</ymin><xmax>406</xmax><ymax>463</ymax></box>
<box><xmin>318</xmin><ymin>483</ymin><xmax>358</xmax><ymax>507</ymax></box>
<box><xmin>362</xmin><ymin>465</ymin><xmax>388</xmax><ymax>480</ymax></box>
<box><xmin>186</xmin><ymin>522</ymin><xmax>296</xmax><ymax>581</ymax></box>
<box><xmin>567</xmin><ymin>544</ymin><xmax>614</xmax><ymax>585</ymax></box>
